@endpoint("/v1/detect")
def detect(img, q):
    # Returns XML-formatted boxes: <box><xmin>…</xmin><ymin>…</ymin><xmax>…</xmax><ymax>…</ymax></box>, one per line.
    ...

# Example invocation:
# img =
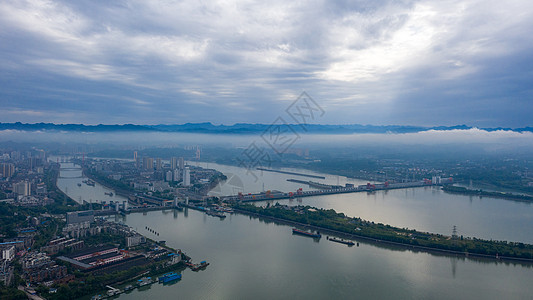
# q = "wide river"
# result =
<box><xmin>56</xmin><ymin>161</ymin><xmax>533</xmax><ymax>299</ymax></box>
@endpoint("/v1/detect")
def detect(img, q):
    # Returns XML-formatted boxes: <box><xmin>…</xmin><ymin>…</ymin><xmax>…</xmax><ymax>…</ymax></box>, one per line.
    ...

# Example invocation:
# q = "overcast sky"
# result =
<box><xmin>0</xmin><ymin>0</ymin><xmax>532</xmax><ymax>126</ymax></box>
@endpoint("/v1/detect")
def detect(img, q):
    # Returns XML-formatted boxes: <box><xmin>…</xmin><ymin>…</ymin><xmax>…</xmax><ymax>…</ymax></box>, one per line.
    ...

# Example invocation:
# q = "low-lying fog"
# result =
<box><xmin>1</xmin><ymin>128</ymin><xmax>532</xmax><ymax>156</ymax></box>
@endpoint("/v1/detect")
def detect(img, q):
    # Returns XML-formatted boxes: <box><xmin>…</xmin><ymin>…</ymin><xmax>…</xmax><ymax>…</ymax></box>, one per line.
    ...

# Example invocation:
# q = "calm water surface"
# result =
<box><xmin>55</xmin><ymin>161</ymin><xmax>533</xmax><ymax>299</ymax></box>
<box><xmin>56</xmin><ymin>162</ymin><xmax>128</xmax><ymax>204</ymax></box>
<box><xmin>201</xmin><ymin>162</ymin><xmax>533</xmax><ymax>243</ymax></box>
<box><xmin>116</xmin><ymin>210</ymin><xmax>533</xmax><ymax>300</ymax></box>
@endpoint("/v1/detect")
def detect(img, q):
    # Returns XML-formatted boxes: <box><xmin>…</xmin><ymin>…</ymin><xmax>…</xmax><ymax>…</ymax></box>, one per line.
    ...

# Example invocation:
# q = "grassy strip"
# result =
<box><xmin>442</xmin><ymin>185</ymin><xmax>533</xmax><ymax>201</ymax></box>
<box><xmin>234</xmin><ymin>203</ymin><xmax>533</xmax><ymax>261</ymax></box>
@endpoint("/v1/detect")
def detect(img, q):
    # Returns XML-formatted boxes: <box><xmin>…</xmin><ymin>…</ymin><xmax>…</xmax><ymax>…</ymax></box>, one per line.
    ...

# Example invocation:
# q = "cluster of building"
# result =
<box><xmin>21</xmin><ymin>252</ymin><xmax>72</xmax><ymax>285</ymax></box>
<box><xmin>86</xmin><ymin>154</ymin><xmax>225</xmax><ymax>202</ymax></box>
<box><xmin>0</xmin><ymin>220</ymin><xmax>65</xmax><ymax>287</ymax></box>
<box><xmin>62</xmin><ymin>211</ymin><xmax>147</xmax><ymax>247</ymax></box>
<box><xmin>0</xmin><ymin>149</ymin><xmax>55</xmax><ymax>207</ymax></box>
<box><xmin>0</xmin><ymin>207</ymin><xmax>177</xmax><ymax>290</ymax></box>
<box><xmin>1</xmin><ymin>225</ymin><xmax>42</xmax><ymax>286</ymax></box>
<box><xmin>0</xmin><ymin>244</ymin><xmax>16</xmax><ymax>286</ymax></box>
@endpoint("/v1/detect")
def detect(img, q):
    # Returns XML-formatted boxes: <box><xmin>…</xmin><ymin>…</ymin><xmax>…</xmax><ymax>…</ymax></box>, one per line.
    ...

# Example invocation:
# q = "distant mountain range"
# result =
<box><xmin>1</xmin><ymin>122</ymin><xmax>532</xmax><ymax>134</ymax></box>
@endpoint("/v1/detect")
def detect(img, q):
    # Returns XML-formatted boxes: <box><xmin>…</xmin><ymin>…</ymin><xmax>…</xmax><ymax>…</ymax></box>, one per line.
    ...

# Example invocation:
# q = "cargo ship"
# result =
<box><xmin>292</xmin><ymin>228</ymin><xmax>321</xmax><ymax>238</ymax></box>
<box><xmin>327</xmin><ymin>236</ymin><xmax>355</xmax><ymax>246</ymax></box>
<box><xmin>158</xmin><ymin>272</ymin><xmax>182</xmax><ymax>283</ymax></box>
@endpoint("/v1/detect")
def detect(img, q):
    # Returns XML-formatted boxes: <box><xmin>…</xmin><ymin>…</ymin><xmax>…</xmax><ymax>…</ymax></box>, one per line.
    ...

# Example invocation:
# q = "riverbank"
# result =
<box><xmin>443</xmin><ymin>185</ymin><xmax>533</xmax><ymax>202</ymax></box>
<box><xmin>82</xmin><ymin>168</ymin><xmax>134</xmax><ymax>198</ymax></box>
<box><xmin>232</xmin><ymin>203</ymin><xmax>533</xmax><ymax>263</ymax></box>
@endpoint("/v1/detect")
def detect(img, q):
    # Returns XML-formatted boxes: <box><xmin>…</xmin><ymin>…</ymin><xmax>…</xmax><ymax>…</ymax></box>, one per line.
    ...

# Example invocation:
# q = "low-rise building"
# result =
<box><xmin>41</xmin><ymin>238</ymin><xmax>84</xmax><ymax>255</ymax></box>
<box><xmin>22</xmin><ymin>252</ymin><xmax>53</xmax><ymax>270</ymax></box>
<box><xmin>126</xmin><ymin>235</ymin><xmax>146</xmax><ymax>247</ymax></box>
<box><xmin>0</xmin><ymin>263</ymin><xmax>14</xmax><ymax>286</ymax></box>
<box><xmin>66</xmin><ymin>210</ymin><xmax>94</xmax><ymax>225</ymax></box>
<box><xmin>58</xmin><ymin>245</ymin><xmax>126</xmax><ymax>269</ymax></box>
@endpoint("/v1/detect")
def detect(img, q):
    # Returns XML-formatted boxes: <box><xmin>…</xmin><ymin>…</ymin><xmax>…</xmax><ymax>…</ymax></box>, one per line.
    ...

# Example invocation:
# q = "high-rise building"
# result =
<box><xmin>133</xmin><ymin>151</ymin><xmax>138</xmax><ymax>168</ymax></box>
<box><xmin>2</xmin><ymin>245</ymin><xmax>15</xmax><ymax>261</ymax></box>
<box><xmin>195</xmin><ymin>146</ymin><xmax>201</xmax><ymax>160</ymax></box>
<box><xmin>165</xmin><ymin>171</ymin><xmax>173</xmax><ymax>182</ymax></box>
<box><xmin>13</xmin><ymin>181</ymin><xmax>31</xmax><ymax>196</ymax></box>
<box><xmin>0</xmin><ymin>163</ymin><xmax>15</xmax><ymax>178</ymax></box>
<box><xmin>36</xmin><ymin>149</ymin><xmax>46</xmax><ymax>160</ymax></box>
<box><xmin>142</xmin><ymin>157</ymin><xmax>154</xmax><ymax>171</ymax></box>
<box><xmin>173</xmin><ymin>169</ymin><xmax>181</xmax><ymax>182</ymax></box>
<box><xmin>156</xmin><ymin>158</ymin><xmax>162</xmax><ymax>170</ymax></box>
<box><xmin>10</xmin><ymin>151</ymin><xmax>21</xmax><ymax>160</ymax></box>
<box><xmin>170</xmin><ymin>157</ymin><xmax>178</xmax><ymax>170</ymax></box>
<box><xmin>183</xmin><ymin>167</ymin><xmax>190</xmax><ymax>186</ymax></box>
<box><xmin>178</xmin><ymin>157</ymin><xmax>184</xmax><ymax>170</ymax></box>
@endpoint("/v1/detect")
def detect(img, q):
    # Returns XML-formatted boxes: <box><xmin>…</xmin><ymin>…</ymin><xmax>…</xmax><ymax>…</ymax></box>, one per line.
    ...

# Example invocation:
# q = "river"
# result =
<box><xmin>55</xmin><ymin>162</ymin><xmax>128</xmax><ymax>204</ymax></box>
<box><xmin>200</xmin><ymin>162</ymin><xmax>533</xmax><ymax>244</ymax></box>
<box><xmin>55</xmin><ymin>160</ymin><xmax>533</xmax><ymax>299</ymax></box>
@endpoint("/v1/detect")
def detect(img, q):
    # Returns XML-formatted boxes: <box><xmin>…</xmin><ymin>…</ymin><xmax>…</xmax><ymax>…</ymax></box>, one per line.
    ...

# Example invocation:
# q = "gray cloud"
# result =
<box><xmin>0</xmin><ymin>0</ymin><xmax>532</xmax><ymax>126</ymax></box>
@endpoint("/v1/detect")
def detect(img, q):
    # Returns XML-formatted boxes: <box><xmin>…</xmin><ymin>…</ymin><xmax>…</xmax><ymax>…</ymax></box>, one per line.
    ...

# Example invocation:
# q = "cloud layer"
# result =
<box><xmin>1</xmin><ymin>0</ymin><xmax>532</xmax><ymax>126</ymax></box>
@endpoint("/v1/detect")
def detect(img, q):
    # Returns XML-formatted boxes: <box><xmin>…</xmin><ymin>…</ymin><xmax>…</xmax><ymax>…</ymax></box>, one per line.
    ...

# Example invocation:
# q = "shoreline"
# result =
<box><xmin>442</xmin><ymin>185</ymin><xmax>533</xmax><ymax>202</ymax></box>
<box><xmin>231</xmin><ymin>207</ymin><xmax>533</xmax><ymax>264</ymax></box>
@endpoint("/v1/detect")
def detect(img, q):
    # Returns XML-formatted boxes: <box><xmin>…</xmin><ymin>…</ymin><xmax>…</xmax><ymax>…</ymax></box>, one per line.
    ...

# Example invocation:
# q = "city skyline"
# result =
<box><xmin>1</xmin><ymin>0</ymin><xmax>532</xmax><ymax>126</ymax></box>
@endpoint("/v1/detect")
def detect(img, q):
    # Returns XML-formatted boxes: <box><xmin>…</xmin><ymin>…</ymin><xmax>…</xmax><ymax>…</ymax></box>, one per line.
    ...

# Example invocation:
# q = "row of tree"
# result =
<box><xmin>235</xmin><ymin>203</ymin><xmax>533</xmax><ymax>260</ymax></box>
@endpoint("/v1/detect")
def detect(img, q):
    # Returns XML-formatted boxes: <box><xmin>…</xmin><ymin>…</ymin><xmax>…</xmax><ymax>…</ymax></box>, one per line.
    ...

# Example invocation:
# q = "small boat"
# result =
<box><xmin>107</xmin><ymin>289</ymin><xmax>121</xmax><ymax>297</ymax></box>
<box><xmin>292</xmin><ymin>228</ymin><xmax>321</xmax><ymax>238</ymax></box>
<box><xmin>105</xmin><ymin>192</ymin><xmax>113</xmax><ymax>196</ymax></box>
<box><xmin>222</xmin><ymin>207</ymin><xmax>234</xmax><ymax>213</ymax></box>
<box><xmin>327</xmin><ymin>236</ymin><xmax>355</xmax><ymax>246</ymax></box>
<box><xmin>137</xmin><ymin>277</ymin><xmax>153</xmax><ymax>287</ymax></box>
<box><xmin>190</xmin><ymin>261</ymin><xmax>209</xmax><ymax>271</ymax></box>
<box><xmin>206</xmin><ymin>210</ymin><xmax>226</xmax><ymax>218</ymax></box>
<box><xmin>158</xmin><ymin>272</ymin><xmax>182</xmax><ymax>283</ymax></box>
<box><xmin>124</xmin><ymin>285</ymin><xmax>133</xmax><ymax>292</ymax></box>
<box><xmin>77</xmin><ymin>183</ymin><xmax>82</xmax><ymax>187</ymax></box>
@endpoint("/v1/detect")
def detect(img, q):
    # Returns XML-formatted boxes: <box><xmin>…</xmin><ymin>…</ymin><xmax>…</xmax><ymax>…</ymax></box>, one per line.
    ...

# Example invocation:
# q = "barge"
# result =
<box><xmin>292</xmin><ymin>228</ymin><xmax>321</xmax><ymax>238</ymax></box>
<box><xmin>158</xmin><ymin>272</ymin><xmax>182</xmax><ymax>283</ymax></box>
<box><xmin>327</xmin><ymin>236</ymin><xmax>355</xmax><ymax>246</ymax></box>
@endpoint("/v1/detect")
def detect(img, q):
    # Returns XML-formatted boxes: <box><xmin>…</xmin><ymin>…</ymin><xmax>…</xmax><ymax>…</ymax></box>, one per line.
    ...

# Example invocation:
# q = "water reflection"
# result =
<box><xmin>118</xmin><ymin>209</ymin><xmax>533</xmax><ymax>300</ymax></box>
<box><xmin>451</xmin><ymin>256</ymin><xmax>458</xmax><ymax>278</ymax></box>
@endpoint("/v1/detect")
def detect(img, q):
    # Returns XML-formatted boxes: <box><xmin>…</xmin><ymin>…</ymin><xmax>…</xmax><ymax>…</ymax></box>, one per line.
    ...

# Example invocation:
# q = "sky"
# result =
<box><xmin>0</xmin><ymin>0</ymin><xmax>532</xmax><ymax>127</ymax></box>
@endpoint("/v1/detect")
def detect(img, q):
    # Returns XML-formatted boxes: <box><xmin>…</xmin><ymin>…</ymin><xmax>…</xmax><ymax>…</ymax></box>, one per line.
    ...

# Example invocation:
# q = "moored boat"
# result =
<box><xmin>189</xmin><ymin>260</ymin><xmax>210</xmax><ymax>271</ymax></box>
<box><xmin>327</xmin><ymin>236</ymin><xmax>355</xmax><ymax>246</ymax></box>
<box><xmin>292</xmin><ymin>228</ymin><xmax>321</xmax><ymax>238</ymax></box>
<box><xmin>137</xmin><ymin>277</ymin><xmax>153</xmax><ymax>287</ymax></box>
<box><xmin>158</xmin><ymin>272</ymin><xmax>182</xmax><ymax>283</ymax></box>
<box><xmin>206</xmin><ymin>209</ymin><xmax>226</xmax><ymax>218</ymax></box>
